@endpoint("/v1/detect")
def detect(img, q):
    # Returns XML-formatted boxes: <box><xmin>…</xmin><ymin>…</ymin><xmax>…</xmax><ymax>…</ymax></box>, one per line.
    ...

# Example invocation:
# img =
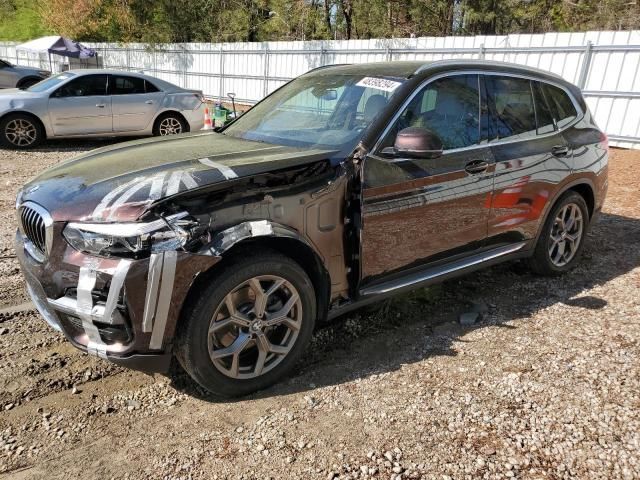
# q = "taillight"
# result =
<box><xmin>600</xmin><ymin>131</ymin><xmax>609</xmax><ymax>151</ymax></box>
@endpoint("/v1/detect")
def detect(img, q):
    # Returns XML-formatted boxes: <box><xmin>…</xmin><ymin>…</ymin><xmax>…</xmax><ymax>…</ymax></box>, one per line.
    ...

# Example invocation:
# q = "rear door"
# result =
<box><xmin>48</xmin><ymin>74</ymin><xmax>112</xmax><ymax>135</ymax></box>
<box><xmin>361</xmin><ymin>74</ymin><xmax>495</xmax><ymax>281</ymax></box>
<box><xmin>485</xmin><ymin>75</ymin><xmax>571</xmax><ymax>247</ymax></box>
<box><xmin>110</xmin><ymin>75</ymin><xmax>163</xmax><ymax>132</ymax></box>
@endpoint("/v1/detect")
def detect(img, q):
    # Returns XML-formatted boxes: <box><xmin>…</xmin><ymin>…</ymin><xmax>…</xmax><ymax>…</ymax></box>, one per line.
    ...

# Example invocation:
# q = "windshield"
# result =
<box><xmin>0</xmin><ymin>59</ymin><xmax>11</xmax><ymax>68</ymax></box>
<box><xmin>27</xmin><ymin>72</ymin><xmax>77</xmax><ymax>92</ymax></box>
<box><xmin>223</xmin><ymin>73</ymin><xmax>405</xmax><ymax>151</ymax></box>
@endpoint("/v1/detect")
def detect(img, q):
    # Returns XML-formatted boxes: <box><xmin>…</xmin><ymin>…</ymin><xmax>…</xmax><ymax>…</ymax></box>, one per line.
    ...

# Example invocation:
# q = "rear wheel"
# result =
<box><xmin>0</xmin><ymin>113</ymin><xmax>44</xmax><ymax>149</ymax></box>
<box><xmin>17</xmin><ymin>77</ymin><xmax>41</xmax><ymax>89</ymax></box>
<box><xmin>529</xmin><ymin>191</ymin><xmax>589</xmax><ymax>276</ymax></box>
<box><xmin>153</xmin><ymin>113</ymin><xmax>187</xmax><ymax>136</ymax></box>
<box><xmin>175</xmin><ymin>252</ymin><xmax>316</xmax><ymax>397</ymax></box>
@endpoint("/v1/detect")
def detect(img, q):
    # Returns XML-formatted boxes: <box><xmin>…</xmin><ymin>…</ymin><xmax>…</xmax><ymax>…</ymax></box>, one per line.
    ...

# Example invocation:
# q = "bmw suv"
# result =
<box><xmin>15</xmin><ymin>60</ymin><xmax>608</xmax><ymax>397</ymax></box>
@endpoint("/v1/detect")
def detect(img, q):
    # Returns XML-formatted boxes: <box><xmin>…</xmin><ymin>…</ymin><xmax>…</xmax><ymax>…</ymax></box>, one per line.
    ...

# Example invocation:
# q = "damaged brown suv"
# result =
<box><xmin>16</xmin><ymin>60</ymin><xmax>608</xmax><ymax>397</ymax></box>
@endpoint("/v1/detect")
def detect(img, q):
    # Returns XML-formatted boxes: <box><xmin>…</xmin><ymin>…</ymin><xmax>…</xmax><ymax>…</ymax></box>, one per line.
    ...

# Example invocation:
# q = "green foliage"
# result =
<box><xmin>0</xmin><ymin>0</ymin><xmax>638</xmax><ymax>43</ymax></box>
<box><xmin>0</xmin><ymin>0</ymin><xmax>51</xmax><ymax>41</ymax></box>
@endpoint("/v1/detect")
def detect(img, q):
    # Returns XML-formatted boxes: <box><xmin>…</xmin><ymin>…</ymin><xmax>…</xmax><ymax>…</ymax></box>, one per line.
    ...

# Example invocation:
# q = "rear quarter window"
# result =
<box><xmin>543</xmin><ymin>84</ymin><xmax>578</xmax><ymax>128</ymax></box>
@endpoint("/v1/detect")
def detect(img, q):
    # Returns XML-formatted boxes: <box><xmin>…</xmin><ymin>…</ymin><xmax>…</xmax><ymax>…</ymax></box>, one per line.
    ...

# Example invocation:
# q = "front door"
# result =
<box><xmin>48</xmin><ymin>74</ymin><xmax>112</xmax><ymax>136</ymax></box>
<box><xmin>361</xmin><ymin>74</ymin><xmax>495</xmax><ymax>282</ymax></box>
<box><xmin>110</xmin><ymin>74</ymin><xmax>163</xmax><ymax>132</ymax></box>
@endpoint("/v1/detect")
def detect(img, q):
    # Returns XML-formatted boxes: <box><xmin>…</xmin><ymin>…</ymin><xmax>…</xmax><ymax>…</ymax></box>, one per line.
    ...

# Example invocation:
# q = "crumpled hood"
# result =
<box><xmin>20</xmin><ymin>131</ymin><xmax>337</xmax><ymax>222</ymax></box>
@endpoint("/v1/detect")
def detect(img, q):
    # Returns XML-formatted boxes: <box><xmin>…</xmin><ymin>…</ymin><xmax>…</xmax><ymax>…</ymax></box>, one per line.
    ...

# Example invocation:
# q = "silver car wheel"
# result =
<box><xmin>5</xmin><ymin>119</ymin><xmax>37</xmax><ymax>147</ymax></box>
<box><xmin>207</xmin><ymin>275</ymin><xmax>302</xmax><ymax>379</ymax></box>
<box><xmin>158</xmin><ymin>117</ymin><xmax>183</xmax><ymax>136</ymax></box>
<box><xmin>548</xmin><ymin>203</ymin><xmax>584</xmax><ymax>267</ymax></box>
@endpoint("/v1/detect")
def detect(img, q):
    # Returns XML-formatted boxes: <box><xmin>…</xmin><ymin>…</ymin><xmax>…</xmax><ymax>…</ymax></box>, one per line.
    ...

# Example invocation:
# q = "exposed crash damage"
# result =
<box><xmin>16</xmin><ymin>134</ymin><xmax>353</xmax><ymax>377</ymax></box>
<box><xmin>16</xmin><ymin>60</ymin><xmax>607</xmax><ymax>396</ymax></box>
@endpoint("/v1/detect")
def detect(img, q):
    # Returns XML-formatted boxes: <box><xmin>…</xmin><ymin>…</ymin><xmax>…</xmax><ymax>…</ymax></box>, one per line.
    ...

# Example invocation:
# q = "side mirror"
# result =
<box><xmin>390</xmin><ymin>127</ymin><xmax>443</xmax><ymax>159</ymax></box>
<box><xmin>320</xmin><ymin>89</ymin><xmax>338</xmax><ymax>101</ymax></box>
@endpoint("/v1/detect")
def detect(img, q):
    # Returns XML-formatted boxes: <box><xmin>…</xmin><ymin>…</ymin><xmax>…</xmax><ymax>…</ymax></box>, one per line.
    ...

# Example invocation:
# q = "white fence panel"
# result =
<box><xmin>1</xmin><ymin>30</ymin><xmax>640</xmax><ymax>148</ymax></box>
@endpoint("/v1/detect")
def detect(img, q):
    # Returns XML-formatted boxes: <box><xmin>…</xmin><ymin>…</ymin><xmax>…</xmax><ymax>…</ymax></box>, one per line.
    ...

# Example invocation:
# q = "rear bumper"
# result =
<box><xmin>182</xmin><ymin>105</ymin><xmax>205</xmax><ymax>131</ymax></box>
<box><xmin>16</xmin><ymin>229</ymin><xmax>219</xmax><ymax>374</ymax></box>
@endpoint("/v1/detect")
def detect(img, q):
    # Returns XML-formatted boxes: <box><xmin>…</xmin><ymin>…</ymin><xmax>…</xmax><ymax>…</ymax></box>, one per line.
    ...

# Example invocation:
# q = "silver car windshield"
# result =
<box><xmin>223</xmin><ymin>74</ymin><xmax>405</xmax><ymax>151</ymax></box>
<box><xmin>27</xmin><ymin>72</ymin><xmax>77</xmax><ymax>92</ymax></box>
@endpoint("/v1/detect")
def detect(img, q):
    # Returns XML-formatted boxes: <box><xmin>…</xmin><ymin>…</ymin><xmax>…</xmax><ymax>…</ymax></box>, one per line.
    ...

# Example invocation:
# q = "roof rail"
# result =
<box><xmin>304</xmin><ymin>63</ymin><xmax>352</xmax><ymax>74</ymax></box>
<box><xmin>411</xmin><ymin>59</ymin><xmax>564</xmax><ymax>80</ymax></box>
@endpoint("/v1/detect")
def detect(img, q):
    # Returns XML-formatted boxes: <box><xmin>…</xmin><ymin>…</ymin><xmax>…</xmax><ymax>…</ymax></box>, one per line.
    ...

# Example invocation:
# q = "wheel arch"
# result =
<box><xmin>16</xmin><ymin>76</ymin><xmax>43</xmax><ymax>88</ymax></box>
<box><xmin>0</xmin><ymin>110</ymin><xmax>47</xmax><ymax>140</ymax></box>
<box><xmin>534</xmin><ymin>178</ymin><xmax>596</xmax><ymax>244</ymax></box>
<box><xmin>181</xmin><ymin>223</ymin><xmax>331</xmax><ymax>327</ymax></box>
<box><xmin>153</xmin><ymin>110</ymin><xmax>190</xmax><ymax>134</ymax></box>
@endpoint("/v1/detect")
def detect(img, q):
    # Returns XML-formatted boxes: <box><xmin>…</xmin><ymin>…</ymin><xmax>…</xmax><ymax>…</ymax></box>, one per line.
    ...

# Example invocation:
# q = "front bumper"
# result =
<box><xmin>16</xmin><ymin>229</ymin><xmax>219</xmax><ymax>373</ymax></box>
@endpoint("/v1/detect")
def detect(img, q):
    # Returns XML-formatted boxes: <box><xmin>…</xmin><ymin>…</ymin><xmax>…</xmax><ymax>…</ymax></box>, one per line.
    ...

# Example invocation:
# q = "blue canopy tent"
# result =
<box><xmin>16</xmin><ymin>36</ymin><xmax>98</xmax><ymax>71</ymax></box>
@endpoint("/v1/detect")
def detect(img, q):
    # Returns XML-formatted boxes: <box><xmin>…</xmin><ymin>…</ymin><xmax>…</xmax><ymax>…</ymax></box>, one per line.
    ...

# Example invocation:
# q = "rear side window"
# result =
<box><xmin>532</xmin><ymin>81</ymin><xmax>556</xmax><ymax>135</ymax></box>
<box><xmin>112</xmin><ymin>75</ymin><xmax>145</xmax><ymax>94</ymax></box>
<box><xmin>145</xmin><ymin>80</ymin><xmax>159</xmax><ymax>93</ymax></box>
<box><xmin>543</xmin><ymin>84</ymin><xmax>578</xmax><ymax>128</ymax></box>
<box><xmin>55</xmin><ymin>75</ymin><xmax>108</xmax><ymax>97</ymax></box>
<box><xmin>485</xmin><ymin>76</ymin><xmax>537</xmax><ymax>141</ymax></box>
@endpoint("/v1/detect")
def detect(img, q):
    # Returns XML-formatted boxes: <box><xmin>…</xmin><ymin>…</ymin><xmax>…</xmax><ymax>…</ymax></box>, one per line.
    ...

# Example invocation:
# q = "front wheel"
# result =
<box><xmin>529</xmin><ymin>191</ymin><xmax>590</xmax><ymax>276</ymax></box>
<box><xmin>175</xmin><ymin>252</ymin><xmax>316</xmax><ymax>397</ymax></box>
<box><xmin>0</xmin><ymin>113</ymin><xmax>44</xmax><ymax>149</ymax></box>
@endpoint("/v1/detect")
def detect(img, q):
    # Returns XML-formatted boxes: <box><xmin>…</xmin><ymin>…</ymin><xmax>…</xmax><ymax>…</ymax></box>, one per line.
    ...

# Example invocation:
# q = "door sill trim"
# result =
<box><xmin>361</xmin><ymin>241</ymin><xmax>528</xmax><ymax>296</ymax></box>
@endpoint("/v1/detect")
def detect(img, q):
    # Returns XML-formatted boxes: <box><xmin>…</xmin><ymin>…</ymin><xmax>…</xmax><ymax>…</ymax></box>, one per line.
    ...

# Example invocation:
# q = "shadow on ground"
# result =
<box><xmin>168</xmin><ymin>211</ymin><xmax>640</xmax><ymax>402</ymax></box>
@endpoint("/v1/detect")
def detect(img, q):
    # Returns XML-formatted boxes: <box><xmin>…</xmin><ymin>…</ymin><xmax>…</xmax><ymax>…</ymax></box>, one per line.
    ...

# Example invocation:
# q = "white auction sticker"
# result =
<box><xmin>356</xmin><ymin>77</ymin><xmax>402</xmax><ymax>93</ymax></box>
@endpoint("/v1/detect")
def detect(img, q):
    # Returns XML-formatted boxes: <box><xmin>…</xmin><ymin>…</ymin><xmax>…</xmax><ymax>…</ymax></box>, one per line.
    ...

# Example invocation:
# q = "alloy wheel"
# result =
<box><xmin>5</xmin><ymin>119</ymin><xmax>37</xmax><ymax>147</ymax></box>
<box><xmin>207</xmin><ymin>275</ymin><xmax>302</xmax><ymax>379</ymax></box>
<box><xmin>548</xmin><ymin>203</ymin><xmax>584</xmax><ymax>267</ymax></box>
<box><xmin>158</xmin><ymin>117</ymin><xmax>183</xmax><ymax>135</ymax></box>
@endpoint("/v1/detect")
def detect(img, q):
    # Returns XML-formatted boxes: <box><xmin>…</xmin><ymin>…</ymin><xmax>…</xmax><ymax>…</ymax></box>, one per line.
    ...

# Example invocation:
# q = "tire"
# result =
<box><xmin>153</xmin><ymin>113</ymin><xmax>188</xmax><ymax>136</ymax></box>
<box><xmin>0</xmin><ymin>113</ymin><xmax>44</xmax><ymax>149</ymax></box>
<box><xmin>175</xmin><ymin>251</ymin><xmax>316</xmax><ymax>397</ymax></box>
<box><xmin>17</xmin><ymin>77</ymin><xmax>41</xmax><ymax>89</ymax></box>
<box><xmin>529</xmin><ymin>191</ymin><xmax>590</xmax><ymax>276</ymax></box>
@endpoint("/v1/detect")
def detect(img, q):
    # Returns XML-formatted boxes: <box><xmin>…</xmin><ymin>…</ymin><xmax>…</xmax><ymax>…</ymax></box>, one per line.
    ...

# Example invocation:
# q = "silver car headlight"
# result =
<box><xmin>63</xmin><ymin>212</ymin><xmax>195</xmax><ymax>257</ymax></box>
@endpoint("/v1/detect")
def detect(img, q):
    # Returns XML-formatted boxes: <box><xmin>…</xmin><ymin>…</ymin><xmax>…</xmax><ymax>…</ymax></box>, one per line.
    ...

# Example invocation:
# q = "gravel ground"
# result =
<box><xmin>0</xmin><ymin>143</ymin><xmax>638</xmax><ymax>480</ymax></box>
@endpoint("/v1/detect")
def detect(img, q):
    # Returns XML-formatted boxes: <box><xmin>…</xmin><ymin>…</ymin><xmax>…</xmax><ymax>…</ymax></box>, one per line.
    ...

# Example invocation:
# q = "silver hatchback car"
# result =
<box><xmin>0</xmin><ymin>69</ymin><xmax>205</xmax><ymax>149</ymax></box>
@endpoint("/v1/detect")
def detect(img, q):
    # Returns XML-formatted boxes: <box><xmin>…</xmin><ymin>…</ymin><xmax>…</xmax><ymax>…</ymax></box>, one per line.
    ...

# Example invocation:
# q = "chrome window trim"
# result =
<box><xmin>371</xmin><ymin>69</ymin><xmax>584</xmax><ymax>158</ymax></box>
<box><xmin>16</xmin><ymin>201</ymin><xmax>54</xmax><ymax>263</ymax></box>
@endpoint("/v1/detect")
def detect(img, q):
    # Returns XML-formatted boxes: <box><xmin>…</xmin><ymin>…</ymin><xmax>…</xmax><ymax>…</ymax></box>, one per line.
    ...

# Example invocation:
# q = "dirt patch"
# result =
<box><xmin>0</xmin><ymin>144</ymin><xmax>638</xmax><ymax>479</ymax></box>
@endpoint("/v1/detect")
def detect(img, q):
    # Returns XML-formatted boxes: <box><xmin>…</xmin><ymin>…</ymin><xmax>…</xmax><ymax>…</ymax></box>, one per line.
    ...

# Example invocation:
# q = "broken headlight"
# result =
<box><xmin>63</xmin><ymin>212</ymin><xmax>196</xmax><ymax>257</ymax></box>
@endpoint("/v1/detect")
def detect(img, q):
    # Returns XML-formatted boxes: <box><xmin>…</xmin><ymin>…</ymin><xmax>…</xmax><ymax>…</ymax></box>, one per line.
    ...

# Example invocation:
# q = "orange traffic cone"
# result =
<box><xmin>202</xmin><ymin>105</ymin><xmax>212</xmax><ymax>130</ymax></box>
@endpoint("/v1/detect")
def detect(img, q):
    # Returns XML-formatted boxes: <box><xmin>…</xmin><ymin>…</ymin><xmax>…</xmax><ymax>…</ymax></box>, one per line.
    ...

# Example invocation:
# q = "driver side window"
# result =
<box><xmin>54</xmin><ymin>75</ymin><xmax>108</xmax><ymax>97</ymax></box>
<box><xmin>380</xmin><ymin>74</ymin><xmax>481</xmax><ymax>151</ymax></box>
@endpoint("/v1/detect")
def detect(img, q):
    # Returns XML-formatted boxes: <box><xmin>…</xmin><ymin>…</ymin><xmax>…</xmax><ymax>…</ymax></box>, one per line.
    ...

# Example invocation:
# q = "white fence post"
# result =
<box><xmin>578</xmin><ymin>40</ymin><xmax>594</xmax><ymax>89</ymax></box>
<box><xmin>263</xmin><ymin>46</ymin><xmax>269</xmax><ymax>97</ymax></box>
<box><xmin>218</xmin><ymin>46</ymin><xmax>225</xmax><ymax>101</ymax></box>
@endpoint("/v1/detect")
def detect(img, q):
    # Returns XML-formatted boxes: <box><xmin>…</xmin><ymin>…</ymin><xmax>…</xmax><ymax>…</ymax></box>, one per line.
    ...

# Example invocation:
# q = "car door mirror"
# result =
<box><xmin>392</xmin><ymin>127</ymin><xmax>443</xmax><ymax>159</ymax></box>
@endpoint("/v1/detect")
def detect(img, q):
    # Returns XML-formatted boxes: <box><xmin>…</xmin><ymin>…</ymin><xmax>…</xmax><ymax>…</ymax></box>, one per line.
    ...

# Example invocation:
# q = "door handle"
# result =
<box><xmin>145</xmin><ymin>100</ymin><xmax>154</xmax><ymax>104</ymax></box>
<box><xmin>551</xmin><ymin>145</ymin><xmax>569</xmax><ymax>157</ymax></box>
<box><xmin>465</xmin><ymin>160</ymin><xmax>489</xmax><ymax>174</ymax></box>
<box><xmin>96</xmin><ymin>104</ymin><xmax>106</xmax><ymax>108</ymax></box>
